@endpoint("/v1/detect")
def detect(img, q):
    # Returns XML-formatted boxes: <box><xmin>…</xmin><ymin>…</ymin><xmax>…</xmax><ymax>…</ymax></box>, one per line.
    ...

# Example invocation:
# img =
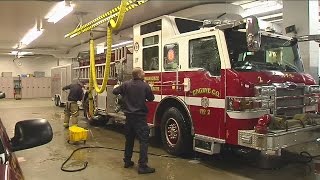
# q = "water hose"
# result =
<box><xmin>88</xmin><ymin>0</ymin><xmax>128</xmax><ymax>117</ymax></box>
<box><xmin>61</xmin><ymin>145</ymin><xmax>178</xmax><ymax>172</ymax></box>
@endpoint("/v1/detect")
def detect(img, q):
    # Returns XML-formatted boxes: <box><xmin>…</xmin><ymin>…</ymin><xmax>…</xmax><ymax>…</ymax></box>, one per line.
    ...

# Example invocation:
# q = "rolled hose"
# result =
<box><xmin>88</xmin><ymin>0</ymin><xmax>128</xmax><ymax>117</ymax></box>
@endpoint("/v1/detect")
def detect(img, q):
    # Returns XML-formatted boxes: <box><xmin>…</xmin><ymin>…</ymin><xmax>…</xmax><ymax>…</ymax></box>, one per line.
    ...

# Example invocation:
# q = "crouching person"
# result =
<box><xmin>63</xmin><ymin>80</ymin><xmax>84</xmax><ymax>128</ymax></box>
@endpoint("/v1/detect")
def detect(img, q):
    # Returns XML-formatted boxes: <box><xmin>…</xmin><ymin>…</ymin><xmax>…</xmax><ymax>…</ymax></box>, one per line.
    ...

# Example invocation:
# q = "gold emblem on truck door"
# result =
<box><xmin>201</xmin><ymin>97</ymin><xmax>209</xmax><ymax>108</ymax></box>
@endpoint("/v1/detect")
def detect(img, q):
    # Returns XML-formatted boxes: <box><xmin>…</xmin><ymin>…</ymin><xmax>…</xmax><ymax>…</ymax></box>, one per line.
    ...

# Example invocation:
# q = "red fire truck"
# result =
<box><xmin>78</xmin><ymin>15</ymin><xmax>320</xmax><ymax>157</ymax></box>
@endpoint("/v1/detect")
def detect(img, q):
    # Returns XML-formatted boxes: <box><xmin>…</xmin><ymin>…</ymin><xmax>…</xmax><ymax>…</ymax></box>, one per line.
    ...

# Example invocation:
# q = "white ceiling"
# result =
<box><xmin>0</xmin><ymin>0</ymin><xmax>239</xmax><ymax>56</ymax></box>
<box><xmin>3</xmin><ymin>0</ymin><xmax>304</xmax><ymax>57</ymax></box>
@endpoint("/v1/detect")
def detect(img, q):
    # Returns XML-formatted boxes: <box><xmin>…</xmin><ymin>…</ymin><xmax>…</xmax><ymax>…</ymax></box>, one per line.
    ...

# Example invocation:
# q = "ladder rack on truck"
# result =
<box><xmin>73</xmin><ymin>46</ymin><xmax>129</xmax><ymax>81</ymax></box>
<box><xmin>73</xmin><ymin>46</ymin><xmax>133</xmax><ymax>120</ymax></box>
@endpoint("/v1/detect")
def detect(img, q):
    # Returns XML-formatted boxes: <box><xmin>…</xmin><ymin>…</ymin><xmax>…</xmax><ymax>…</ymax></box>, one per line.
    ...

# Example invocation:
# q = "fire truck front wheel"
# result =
<box><xmin>161</xmin><ymin>107</ymin><xmax>192</xmax><ymax>156</ymax></box>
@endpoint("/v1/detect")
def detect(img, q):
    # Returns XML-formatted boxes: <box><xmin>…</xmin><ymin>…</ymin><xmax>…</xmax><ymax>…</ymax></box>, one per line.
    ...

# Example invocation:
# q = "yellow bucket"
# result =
<box><xmin>68</xmin><ymin>126</ymin><xmax>89</xmax><ymax>143</ymax></box>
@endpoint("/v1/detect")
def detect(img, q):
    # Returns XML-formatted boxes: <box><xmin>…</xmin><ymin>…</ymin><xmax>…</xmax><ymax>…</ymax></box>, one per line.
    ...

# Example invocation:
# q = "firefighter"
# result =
<box><xmin>113</xmin><ymin>67</ymin><xmax>155</xmax><ymax>174</ymax></box>
<box><xmin>62</xmin><ymin>80</ymin><xmax>84</xmax><ymax>128</ymax></box>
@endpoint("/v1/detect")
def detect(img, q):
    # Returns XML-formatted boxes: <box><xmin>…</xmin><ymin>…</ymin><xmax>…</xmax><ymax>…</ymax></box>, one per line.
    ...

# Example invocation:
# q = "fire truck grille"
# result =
<box><xmin>275</xmin><ymin>87</ymin><xmax>305</xmax><ymax>117</ymax></box>
<box><xmin>276</xmin><ymin>88</ymin><xmax>304</xmax><ymax>97</ymax></box>
<box><xmin>276</xmin><ymin>108</ymin><xmax>303</xmax><ymax>117</ymax></box>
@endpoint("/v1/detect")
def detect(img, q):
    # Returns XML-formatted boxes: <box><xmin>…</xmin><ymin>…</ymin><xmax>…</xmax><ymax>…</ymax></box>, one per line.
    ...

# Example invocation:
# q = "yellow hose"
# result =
<box><xmin>88</xmin><ymin>0</ymin><xmax>128</xmax><ymax>117</ymax></box>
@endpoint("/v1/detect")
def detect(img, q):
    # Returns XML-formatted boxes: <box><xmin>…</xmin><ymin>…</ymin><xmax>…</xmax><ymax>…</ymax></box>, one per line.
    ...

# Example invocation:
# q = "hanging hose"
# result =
<box><xmin>87</xmin><ymin>0</ymin><xmax>128</xmax><ymax>117</ymax></box>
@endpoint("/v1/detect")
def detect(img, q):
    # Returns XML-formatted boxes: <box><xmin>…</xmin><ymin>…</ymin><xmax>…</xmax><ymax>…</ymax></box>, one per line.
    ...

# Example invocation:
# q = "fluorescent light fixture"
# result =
<box><xmin>46</xmin><ymin>1</ymin><xmax>74</xmax><ymax>24</ymax></box>
<box><xmin>232</xmin><ymin>1</ymin><xmax>256</xmax><ymax>6</ymax></box>
<box><xmin>243</xmin><ymin>1</ymin><xmax>283</xmax><ymax>17</ymax></box>
<box><xmin>20</xmin><ymin>27</ymin><xmax>44</xmax><ymax>45</ymax></box>
<box><xmin>240</xmin><ymin>1</ymin><xmax>268</xmax><ymax>10</ymax></box>
<box><xmin>111</xmin><ymin>40</ymin><xmax>133</xmax><ymax>48</ymax></box>
<box><xmin>268</xmin><ymin>19</ymin><xmax>283</xmax><ymax>23</ymax></box>
<box><xmin>241</xmin><ymin>1</ymin><xmax>283</xmax><ymax>17</ymax></box>
<box><xmin>259</xmin><ymin>13</ymin><xmax>283</xmax><ymax>20</ymax></box>
<box><xmin>104</xmin><ymin>40</ymin><xmax>133</xmax><ymax>49</ymax></box>
<box><xmin>10</xmin><ymin>51</ymin><xmax>33</xmax><ymax>56</ymax></box>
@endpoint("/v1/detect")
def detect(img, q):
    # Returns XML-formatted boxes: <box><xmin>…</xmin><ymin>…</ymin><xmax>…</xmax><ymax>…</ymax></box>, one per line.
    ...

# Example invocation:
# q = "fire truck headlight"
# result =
<box><xmin>307</xmin><ymin>85</ymin><xmax>320</xmax><ymax>94</ymax></box>
<box><xmin>227</xmin><ymin>97</ymin><xmax>273</xmax><ymax>112</ymax></box>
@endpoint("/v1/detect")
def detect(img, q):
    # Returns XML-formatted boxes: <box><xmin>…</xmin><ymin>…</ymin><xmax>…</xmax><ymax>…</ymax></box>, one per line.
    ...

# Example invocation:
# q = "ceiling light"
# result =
<box><xmin>241</xmin><ymin>1</ymin><xmax>283</xmax><ymax>17</ymax></box>
<box><xmin>20</xmin><ymin>27</ymin><xmax>44</xmax><ymax>45</ymax></box>
<box><xmin>46</xmin><ymin>1</ymin><xmax>74</xmax><ymax>24</ymax></box>
<box><xmin>259</xmin><ymin>13</ymin><xmax>283</xmax><ymax>20</ymax></box>
<box><xmin>10</xmin><ymin>51</ymin><xmax>33</xmax><ymax>56</ymax></box>
<box><xmin>268</xmin><ymin>19</ymin><xmax>283</xmax><ymax>23</ymax></box>
<box><xmin>112</xmin><ymin>40</ymin><xmax>133</xmax><ymax>48</ymax></box>
<box><xmin>231</xmin><ymin>1</ymin><xmax>256</xmax><ymax>6</ymax></box>
<box><xmin>104</xmin><ymin>40</ymin><xmax>133</xmax><ymax>49</ymax></box>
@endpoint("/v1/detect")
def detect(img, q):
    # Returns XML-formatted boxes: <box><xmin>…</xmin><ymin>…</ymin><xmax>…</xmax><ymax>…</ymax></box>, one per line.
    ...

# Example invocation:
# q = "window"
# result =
<box><xmin>140</xmin><ymin>20</ymin><xmax>162</xmax><ymax>35</ymax></box>
<box><xmin>143</xmin><ymin>36</ymin><xmax>159</xmax><ymax>47</ymax></box>
<box><xmin>225</xmin><ymin>30</ymin><xmax>303</xmax><ymax>72</ymax></box>
<box><xmin>164</xmin><ymin>43</ymin><xmax>179</xmax><ymax>71</ymax></box>
<box><xmin>189</xmin><ymin>36</ymin><xmax>221</xmax><ymax>76</ymax></box>
<box><xmin>175</xmin><ymin>18</ymin><xmax>202</xmax><ymax>34</ymax></box>
<box><xmin>143</xmin><ymin>46</ymin><xmax>159</xmax><ymax>71</ymax></box>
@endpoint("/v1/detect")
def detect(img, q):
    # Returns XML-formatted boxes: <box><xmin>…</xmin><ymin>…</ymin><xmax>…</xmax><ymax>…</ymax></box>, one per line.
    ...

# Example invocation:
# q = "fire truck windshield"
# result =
<box><xmin>225</xmin><ymin>30</ymin><xmax>304</xmax><ymax>73</ymax></box>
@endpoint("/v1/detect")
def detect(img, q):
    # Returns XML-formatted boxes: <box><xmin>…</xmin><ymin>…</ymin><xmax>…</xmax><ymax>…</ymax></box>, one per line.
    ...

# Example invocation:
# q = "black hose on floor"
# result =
<box><xmin>61</xmin><ymin>145</ymin><xmax>178</xmax><ymax>172</ymax></box>
<box><xmin>281</xmin><ymin>151</ymin><xmax>320</xmax><ymax>175</ymax></box>
<box><xmin>298</xmin><ymin>151</ymin><xmax>316</xmax><ymax>163</ymax></box>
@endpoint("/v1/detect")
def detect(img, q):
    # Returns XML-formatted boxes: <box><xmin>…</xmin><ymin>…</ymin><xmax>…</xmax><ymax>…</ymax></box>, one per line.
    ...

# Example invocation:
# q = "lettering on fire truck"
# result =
<box><xmin>284</xmin><ymin>73</ymin><xmax>294</xmax><ymax>78</ymax></box>
<box><xmin>199</xmin><ymin>109</ymin><xmax>210</xmax><ymax>116</ymax></box>
<box><xmin>145</xmin><ymin>76</ymin><xmax>160</xmax><ymax>91</ymax></box>
<box><xmin>192</xmin><ymin>88</ymin><xmax>220</xmax><ymax>98</ymax></box>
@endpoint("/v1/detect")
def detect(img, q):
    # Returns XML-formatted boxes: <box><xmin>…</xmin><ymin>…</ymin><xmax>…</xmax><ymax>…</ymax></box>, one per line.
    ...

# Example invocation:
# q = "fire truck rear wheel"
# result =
<box><xmin>161</xmin><ymin>107</ymin><xmax>192</xmax><ymax>156</ymax></box>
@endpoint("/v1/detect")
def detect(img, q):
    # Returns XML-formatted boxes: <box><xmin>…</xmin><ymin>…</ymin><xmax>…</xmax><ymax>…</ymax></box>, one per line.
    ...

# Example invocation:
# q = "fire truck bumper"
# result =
<box><xmin>238</xmin><ymin>125</ymin><xmax>320</xmax><ymax>151</ymax></box>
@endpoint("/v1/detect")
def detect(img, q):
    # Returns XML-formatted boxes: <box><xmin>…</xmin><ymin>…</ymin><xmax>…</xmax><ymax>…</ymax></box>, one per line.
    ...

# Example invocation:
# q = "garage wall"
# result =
<box><xmin>0</xmin><ymin>55</ymin><xmax>59</xmax><ymax>77</ymax></box>
<box><xmin>58</xmin><ymin>58</ymin><xmax>73</xmax><ymax>66</ymax></box>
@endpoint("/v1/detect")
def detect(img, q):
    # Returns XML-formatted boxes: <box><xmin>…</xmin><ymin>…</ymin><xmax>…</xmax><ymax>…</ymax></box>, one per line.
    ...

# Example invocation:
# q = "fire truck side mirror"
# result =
<box><xmin>246</xmin><ymin>16</ymin><xmax>261</xmax><ymax>52</ymax></box>
<box><xmin>183</xmin><ymin>78</ymin><xmax>191</xmax><ymax>92</ymax></box>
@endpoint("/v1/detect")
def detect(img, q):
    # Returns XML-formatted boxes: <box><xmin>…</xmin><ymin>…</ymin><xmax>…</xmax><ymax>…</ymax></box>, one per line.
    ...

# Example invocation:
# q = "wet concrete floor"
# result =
<box><xmin>0</xmin><ymin>98</ymin><xmax>318</xmax><ymax>180</ymax></box>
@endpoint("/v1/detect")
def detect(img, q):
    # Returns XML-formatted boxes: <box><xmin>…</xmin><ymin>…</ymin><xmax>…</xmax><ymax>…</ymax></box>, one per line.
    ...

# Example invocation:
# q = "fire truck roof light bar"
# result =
<box><xmin>65</xmin><ymin>0</ymin><xmax>149</xmax><ymax>38</ymax></box>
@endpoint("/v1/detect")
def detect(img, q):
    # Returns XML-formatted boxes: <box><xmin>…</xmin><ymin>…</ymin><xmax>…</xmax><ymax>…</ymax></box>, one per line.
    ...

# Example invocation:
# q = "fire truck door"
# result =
<box><xmin>187</xmin><ymin>34</ymin><xmax>225</xmax><ymax>139</ymax></box>
<box><xmin>139</xmin><ymin>32</ymin><xmax>162</xmax><ymax>124</ymax></box>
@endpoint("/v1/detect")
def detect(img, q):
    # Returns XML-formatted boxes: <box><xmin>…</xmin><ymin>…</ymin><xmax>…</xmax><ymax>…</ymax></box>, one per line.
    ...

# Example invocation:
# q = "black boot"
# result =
<box><xmin>138</xmin><ymin>165</ymin><xmax>155</xmax><ymax>174</ymax></box>
<box><xmin>124</xmin><ymin>161</ymin><xmax>134</xmax><ymax>168</ymax></box>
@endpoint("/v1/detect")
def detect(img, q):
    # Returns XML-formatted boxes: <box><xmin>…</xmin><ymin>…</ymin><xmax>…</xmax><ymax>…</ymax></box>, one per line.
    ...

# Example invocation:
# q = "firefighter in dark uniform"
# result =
<box><xmin>113</xmin><ymin>67</ymin><xmax>155</xmax><ymax>174</ymax></box>
<box><xmin>62</xmin><ymin>80</ymin><xmax>84</xmax><ymax>128</ymax></box>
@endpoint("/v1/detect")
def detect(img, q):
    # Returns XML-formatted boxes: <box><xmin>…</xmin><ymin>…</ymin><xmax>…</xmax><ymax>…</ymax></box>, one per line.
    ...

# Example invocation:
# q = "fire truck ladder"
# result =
<box><xmin>73</xmin><ymin>46</ymin><xmax>128</xmax><ymax>83</ymax></box>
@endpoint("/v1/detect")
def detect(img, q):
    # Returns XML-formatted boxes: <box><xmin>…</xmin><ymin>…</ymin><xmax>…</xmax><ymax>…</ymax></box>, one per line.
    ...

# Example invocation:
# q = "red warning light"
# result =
<box><xmin>167</xmin><ymin>49</ymin><xmax>175</xmax><ymax>63</ymax></box>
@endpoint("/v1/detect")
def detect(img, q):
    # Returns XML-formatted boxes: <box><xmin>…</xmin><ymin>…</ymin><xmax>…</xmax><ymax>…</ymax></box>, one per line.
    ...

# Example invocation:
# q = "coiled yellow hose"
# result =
<box><xmin>88</xmin><ymin>0</ymin><xmax>128</xmax><ymax>117</ymax></box>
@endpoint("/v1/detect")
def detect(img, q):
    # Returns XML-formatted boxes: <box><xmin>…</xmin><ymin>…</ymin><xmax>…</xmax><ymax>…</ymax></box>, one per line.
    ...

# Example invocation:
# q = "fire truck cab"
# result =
<box><xmin>86</xmin><ymin>15</ymin><xmax>320</xmax><ymax>157</ymax></box>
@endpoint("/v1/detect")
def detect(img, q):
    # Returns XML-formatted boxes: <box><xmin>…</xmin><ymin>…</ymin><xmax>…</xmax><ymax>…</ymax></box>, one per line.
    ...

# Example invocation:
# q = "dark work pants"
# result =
<box><xmin>124</xmin><ymin>115</ymin><xmax>150</xmax><ymax>167</ymax></box>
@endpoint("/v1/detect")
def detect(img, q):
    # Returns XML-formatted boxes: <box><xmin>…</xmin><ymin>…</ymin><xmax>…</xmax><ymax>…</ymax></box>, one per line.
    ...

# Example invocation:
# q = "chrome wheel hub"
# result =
<box><xmin>165</xmin><ymin>118</ymin><xmax>180</xmax><ymax>146</ymax></box>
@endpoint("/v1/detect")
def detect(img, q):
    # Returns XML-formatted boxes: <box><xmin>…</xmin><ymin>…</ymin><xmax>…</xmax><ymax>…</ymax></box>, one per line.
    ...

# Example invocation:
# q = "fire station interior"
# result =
<box><xmin>1</xmin><ymin>0</ymin><xmax>320</xmax><ymax>179</ymax></box>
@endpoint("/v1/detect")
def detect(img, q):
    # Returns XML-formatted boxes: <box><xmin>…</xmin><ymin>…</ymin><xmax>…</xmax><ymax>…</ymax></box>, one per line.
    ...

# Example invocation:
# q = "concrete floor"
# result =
<box><xmin>0</xmin><ymin>98</ymin><xmax>318</xmax><ymax>180</ymax></box>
